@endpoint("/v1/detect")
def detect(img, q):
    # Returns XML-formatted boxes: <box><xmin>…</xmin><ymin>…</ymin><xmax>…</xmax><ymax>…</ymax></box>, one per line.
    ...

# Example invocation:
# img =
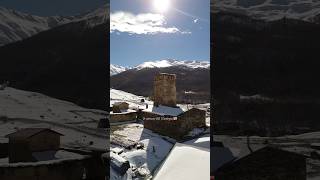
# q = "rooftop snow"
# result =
<box><xmin>144</xmin><ymin>105</ymin><xmax>184</xmax><ymax>116</ymax></box>
<box><xmin>153</xmin><ymin>143</ymin><xmax>210</xmax><ymax>180</ymax></box>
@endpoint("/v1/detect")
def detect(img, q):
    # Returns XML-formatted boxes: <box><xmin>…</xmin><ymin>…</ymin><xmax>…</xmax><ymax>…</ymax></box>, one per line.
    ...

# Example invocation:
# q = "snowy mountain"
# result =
<box><xmin>212</xmin><ymin>0</ymin><xmax>320</xmax><ymax>22</ymax></box>
<box><xmin>0</xmin><ymin>4</ymin><xmax>108</xmax><ymax>46</ymax></box>
<box><xmin>110</xmin><ymin>59</ymin><xmax>210</xmax><ymax>75</ymax></box>
<box><xmin>134</xmin><ymin>59</ymin><xmax>210</xmax><ymax>70</ymax></box>
<box><xmin>0</xmin><ymin>10</ymin><xmax>108</xmax><ymax>110</ymax></box>
<box><xmin>110</xmin><ymin>64</ymin><xmax>128</xmax><ymax>76</ymax></box>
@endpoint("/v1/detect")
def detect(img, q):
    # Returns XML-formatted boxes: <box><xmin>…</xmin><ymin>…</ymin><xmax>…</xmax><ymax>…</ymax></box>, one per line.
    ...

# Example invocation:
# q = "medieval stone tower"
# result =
<box><xmin>153</xmin><ymin>73</ymin><xmax>176</xmax><ymax>107</ymax></box>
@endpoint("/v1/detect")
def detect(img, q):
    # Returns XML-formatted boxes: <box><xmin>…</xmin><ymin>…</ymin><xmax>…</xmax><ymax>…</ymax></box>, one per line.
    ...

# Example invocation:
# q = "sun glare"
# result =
<box><xmin>153</xmin><ymin>0</ymin><xmax>170</xmax><ymax>13</ymax></box>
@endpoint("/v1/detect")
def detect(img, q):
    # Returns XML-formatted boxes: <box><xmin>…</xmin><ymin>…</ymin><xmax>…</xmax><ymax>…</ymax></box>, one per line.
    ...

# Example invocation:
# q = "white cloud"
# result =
<box><xmin>110</xmin><ymin>11</ymin><xmax>190</xmax><ymax>35</ymax></box>
<box><xmin>193</xmin><ymin>19</ymin><xmax>199</xmax><ymax>23</ymax></box>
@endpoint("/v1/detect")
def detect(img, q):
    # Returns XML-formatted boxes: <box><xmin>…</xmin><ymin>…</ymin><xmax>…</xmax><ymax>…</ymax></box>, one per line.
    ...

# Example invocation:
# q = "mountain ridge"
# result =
<box><xmin>110</xmin><ymin>59</ymin><xmax>210</xmax><ymax>75</ymax></box>
<box><xmin>0</xmin><ymin>4</ymin><xmax>108</xmax><ymax>46</ymax></box>
<box><xmin>212</xmin><ymin>0</ymin><xmax>320</xmax><ymax>23</ymax></box>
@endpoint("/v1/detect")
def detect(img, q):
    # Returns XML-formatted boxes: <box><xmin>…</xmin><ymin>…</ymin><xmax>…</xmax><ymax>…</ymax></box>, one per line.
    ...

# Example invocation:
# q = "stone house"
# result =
<box><xmin>214</xmin><ymin>146</ymin><xmax>306</xmax><ymax>180</ymax></box>
<box><xmin>178</xmin><ymin>108</ymin><xmax>206</xmax><ymax>127</ymax></box>
<box><xmin>5</xmin><ymin>128</ymin><xmax>63</xmax><ymax>163</ymax></box>
<box><xmin>112</xmin><ymin>102</ymin><xmax>129</xmax><ymax>113</ymax></box>
<box><xmin>110</xmin><ymin>112</ymin><xmax>137</xmax><ymax>123</ymax></box>
<box><xmin>144</xmin><ymin>108</ymin><xmax>206</xmax><ymax>139</ymax></box>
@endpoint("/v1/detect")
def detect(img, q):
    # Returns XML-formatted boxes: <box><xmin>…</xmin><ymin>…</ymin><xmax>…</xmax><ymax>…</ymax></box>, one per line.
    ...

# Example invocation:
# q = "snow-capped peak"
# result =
<box><xmin>110</xmin><ymin>64</ymin><xmax>128</xmax><ymax>76</ymax></box>
<box><xmin>134</xmin><ymin>59</ymin><xmax>210</xmax><ymax>70</ymax></box>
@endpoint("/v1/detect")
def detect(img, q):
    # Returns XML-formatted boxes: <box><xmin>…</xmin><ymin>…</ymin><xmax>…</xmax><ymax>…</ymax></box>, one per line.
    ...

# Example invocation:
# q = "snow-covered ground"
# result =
<box><xmin>0</xmin><ymin>87</ymin><xmax>108</xmax><ymax>153</ymax></box>
<box><xmin>0</xmin><ymin>87</ymin><xmax>107</xmax><ymax>125</ymax></box>
<box><xmin>110</xmin><ymin>89</ymin><xmax>210</xmax><ymax>123</ymax></box>
<box><xmin>110</xmin><ymin>123</ymin><xmax>174</xmax><ymax>179</ymax></box>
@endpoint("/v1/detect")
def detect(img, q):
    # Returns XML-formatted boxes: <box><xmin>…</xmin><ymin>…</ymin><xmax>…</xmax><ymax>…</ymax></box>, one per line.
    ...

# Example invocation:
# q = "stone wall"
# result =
<box><xmin>0</xmin><ymin>159</ymin><xmax>85</xmax><ymax>180</ymax></box>
<box><xmin>110</xmin><ymin>112</ymin><xmax>137</xmax><ymax>123</ymax></box>
<box><xmin>0</xmin><ymin>155</ymin><xmax>106</xmax><ymax>180</ymax></box>
<box><xmin>144</xmin><ymin>119</ymin><xmax>188</xmax><ymax>139</ymax></box>
<box><xmin>0</xmin><ymin>143</ymin><xmax>8</xmax><ymax>158</ymax></box>
<box><xmin>112</xmin><ymin>103</ymin><xmax>129</xmax><ymax>113</ymax></box>
<box><xmin>29</xmin><ymin>132</ymin><xmax>60</xmax><ymax>152</ymax></box>
<box><xmin>153</xmin><ymin>73</ymin><xmax>176</xmax><ymax>107</ymax></box>
<box><xmin>144</xmin><ymin>108</ymin><xmax>206</xmax><ymax>139</ymax></box>
<box><xmin>178</xmin><ymin>108</ymin><xmax>206</xmax><ymax>128</ymax></box>
<box><xmin>8</xmin><ymin>132</ymin><xmax>60</xmax><ymax>163</ymax></box>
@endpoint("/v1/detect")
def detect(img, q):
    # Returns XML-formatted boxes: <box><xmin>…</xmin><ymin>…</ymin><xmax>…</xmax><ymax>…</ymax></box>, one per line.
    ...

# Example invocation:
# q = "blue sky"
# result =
<box><xmin>111</xmin><ymin>0</ymin><xmax>210</xmax><ymax>67</ymax></box>
<box><xmin>0</xmin><ymin>0</ymin><xmax>104</xmax><ymax>16</ymax></box>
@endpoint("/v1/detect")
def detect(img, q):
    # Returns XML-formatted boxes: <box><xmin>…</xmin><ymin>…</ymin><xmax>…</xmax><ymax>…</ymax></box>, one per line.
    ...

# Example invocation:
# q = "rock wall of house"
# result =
<box><xmin>8</xmin><ymin>140</ymin><xmax>31</xmax><ymax>163</ymax></box>
<box><xmin>178</xmin><ymin>109</ymin><xmax>206</xmax><ymax>128</ymax></box>
<box><xmin>0</xmin><ymin>156</ymin><xmax>106</xmax><ymax>180</ymax></box>
<box><xmin>153</xmin><ymin>73</ymin><xmax>176</xmax><ymax>107</ymax></box>
<box><xmin>144</xmin><ymin>109</ymin><xmax>207</xmax><ymax>139</ymax></box>
<box><xmin>29</xmin><ymin>132</ymin><xmax>60</xmax><ymax>152</ymax></box>
<box><xmin>144</xmin><ymin>119</ymin><xmax>189</xmax><ymax>139</ymax></box>
<box><xmin>110</xmin><ymin>112</ymin><xmax>137</xmax><ymax>123</ymax></box>
<box><xmin>0</xmin><ymin>143</ymin><xmax>8</xmax><ymax>158</ymax></box>
<box><xmin>0</xmin><ymin>159</ymin><xmax>84</xmax><ymax>180</ymax></box>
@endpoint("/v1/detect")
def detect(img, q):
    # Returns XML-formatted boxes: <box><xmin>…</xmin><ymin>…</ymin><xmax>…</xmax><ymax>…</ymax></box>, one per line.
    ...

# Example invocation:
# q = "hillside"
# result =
<box><xmin>213</xmin><ymin>11</ymin><xmax>320</xmax><ymax>99</ymax></box>
<box><xmin>212</xmin><ymin>0</ymin><xmax>320</xmax><ymax>23</ymax></box>
<box><xmin>213</xmin><ymin>11</ymin><xmax>320</xmax><ymax>135</ymax></box>
<box><xmin>0</xmin><ymin>5</ymin><xmax>108</xmax><ymax>46</ymax></box>
<box><xmin>0</xmin><ymin>17</ymin><xmax>109</xmax><ymax>110</ymax></box>
<box><xmin>110</xmin><ymin>66</ymin><xmax>210</xmax><ymax>104</ymax></box>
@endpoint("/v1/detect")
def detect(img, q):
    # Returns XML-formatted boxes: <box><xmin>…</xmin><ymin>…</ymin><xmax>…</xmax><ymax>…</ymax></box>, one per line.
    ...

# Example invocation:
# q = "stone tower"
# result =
<box><xmin>153</xmin><ymin>73</ymin><xmax>176</xmax><ymax>107</ymax></box>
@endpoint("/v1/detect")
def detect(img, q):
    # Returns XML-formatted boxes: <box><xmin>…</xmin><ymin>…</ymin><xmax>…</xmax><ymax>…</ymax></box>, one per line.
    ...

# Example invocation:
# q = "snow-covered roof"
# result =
<box><xmin>184</xmin><ymin>134</ymin><xmax>210</xmax><ymax>149</ymax></box>
<box><xmin>110</xmin><ymin>152</ymin><xmax>129</xmax><ymax>168</ymax></box>
<box><xmin>143</xmin><ymin>105</ymin><xmax>184</xmax><ymax>116</ymax></box>
<box><xmin>110</xmin><ymin>109</ymin><xmax>136</xmax><ymax>115</ymax></box>
<box><xmin>153</xmin><ymin>143</ymin><xmax>210</xmax><ymax>180</ymax></box>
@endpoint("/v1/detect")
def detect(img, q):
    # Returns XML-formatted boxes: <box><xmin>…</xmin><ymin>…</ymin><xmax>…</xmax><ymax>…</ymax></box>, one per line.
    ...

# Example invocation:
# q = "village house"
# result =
<box><xmin>214</xmin><ymin>146</ymin><xmax>306</xmax><ymax>180</ymax></box>
<box><xmin>110</xmin><ymin>111</ymin><xmax>137</xmax><ymax>123</ymax></box>
<box><xmin>143</xmin><ymin>107</ymin><xmax>206</xmax><ymax>139</ymax></box>
<box><xmin>112</xmin><ymin>102</ymin><xmax>129</xmax><ymax>113</ymax></box>
<box><xmin>178</xmin><ymin>108</ymin><xmax>207</xmax><ymax>127</ymax></box>
<box><xmin>5</xmin><ymin>128</ymin><xmax>63</xmax><ymax>163</ymax></box>
<box><xmin>110</xmin><ymin>101</ymin><xmax>138</xmax><ymax>123</ymax></box>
